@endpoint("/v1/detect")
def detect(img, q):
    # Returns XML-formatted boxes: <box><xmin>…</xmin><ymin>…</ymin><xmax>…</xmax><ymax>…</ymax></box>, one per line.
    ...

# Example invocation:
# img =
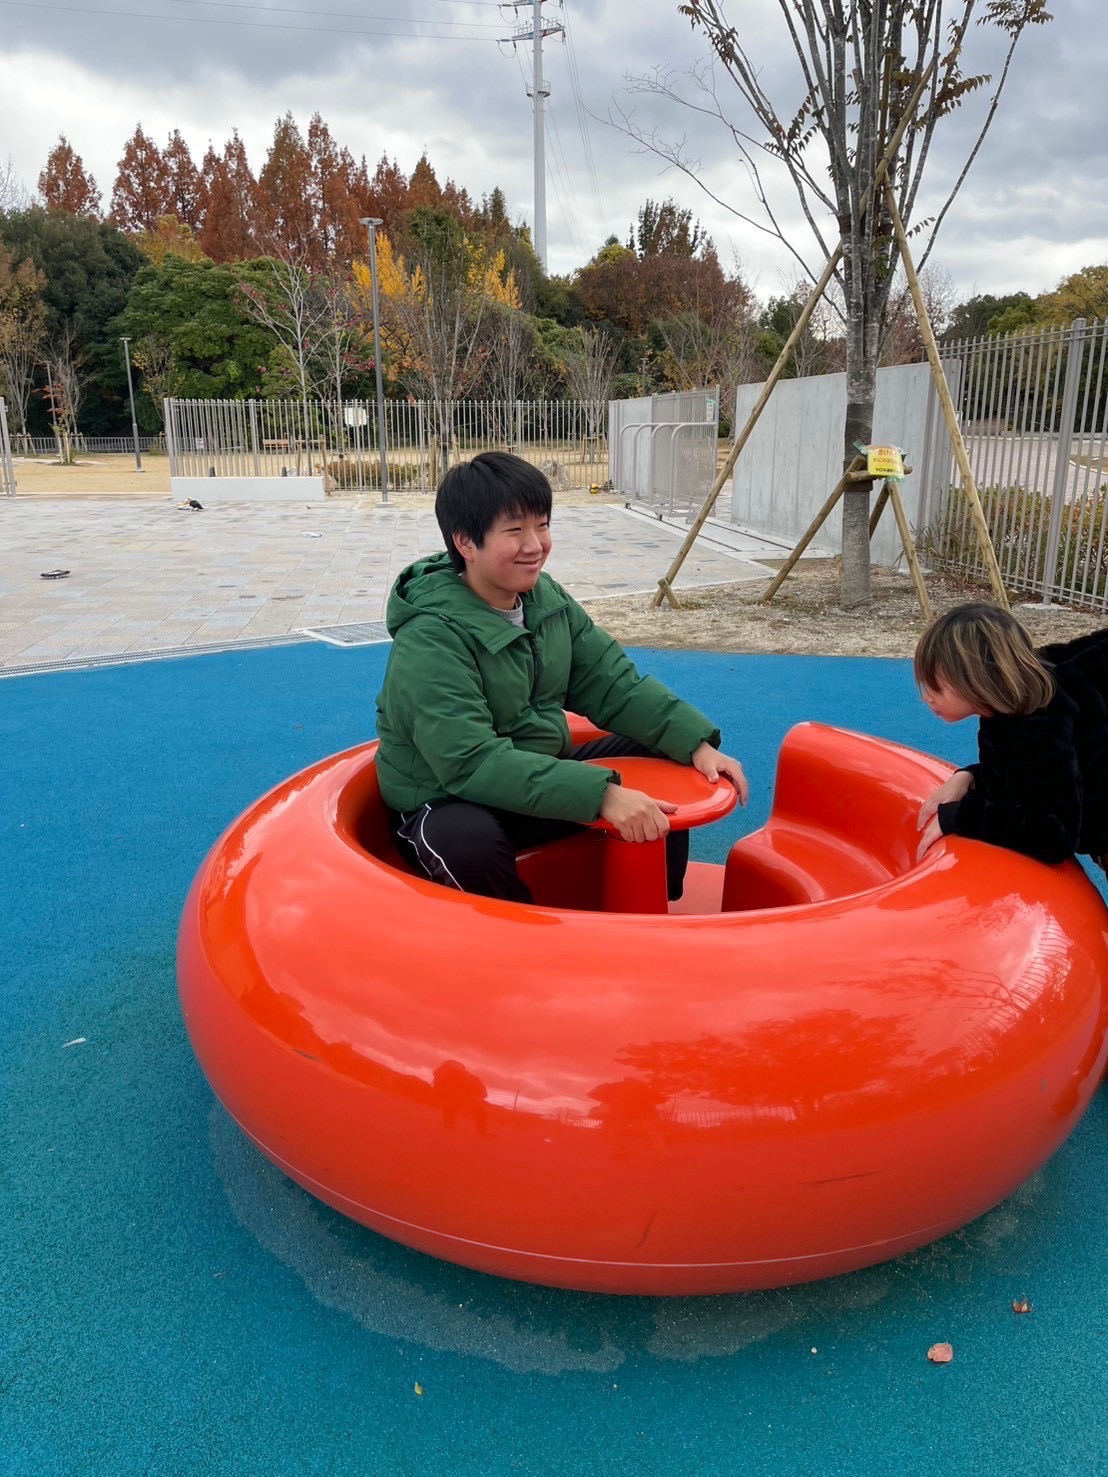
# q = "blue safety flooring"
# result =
<box><xmin>2</xmin><ymin>643</ymin><xmax>1105</xmax><ymax>1477</ymax></box>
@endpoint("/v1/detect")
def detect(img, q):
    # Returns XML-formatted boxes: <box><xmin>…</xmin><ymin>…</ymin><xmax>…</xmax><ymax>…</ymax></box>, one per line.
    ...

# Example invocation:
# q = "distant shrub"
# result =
<box><xmin>325</xmin><ymin>456</ymin><xmax>425</xmax><ymax>491</ymax></box>
<box><xmin>924</xmin><ymin>482</ymin><xmax>1108</xmax><ymax>603</ymax></box>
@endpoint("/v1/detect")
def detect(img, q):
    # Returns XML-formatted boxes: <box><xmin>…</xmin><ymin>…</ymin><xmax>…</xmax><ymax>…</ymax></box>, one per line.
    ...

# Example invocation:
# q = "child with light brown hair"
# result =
<box><xmin>914</xmin><ymin>602</ymin><xmax>1108</xmax><ymax>868</ymax></box>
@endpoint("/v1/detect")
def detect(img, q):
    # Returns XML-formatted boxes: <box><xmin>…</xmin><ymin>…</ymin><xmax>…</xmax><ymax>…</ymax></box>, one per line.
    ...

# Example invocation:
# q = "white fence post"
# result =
<box><xmin>1040</xmin><ymin>318</ymin><xmax>1088</xmax><ymax>606</ymax></box>
<box><xmin>0</xmin><ymin>397</ymin><xmax>16</xmax><ymax>495</ymax></box>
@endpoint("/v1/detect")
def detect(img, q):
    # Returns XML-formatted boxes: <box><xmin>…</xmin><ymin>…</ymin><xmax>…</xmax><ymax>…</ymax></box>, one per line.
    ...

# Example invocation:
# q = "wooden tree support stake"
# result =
<box><xmin>650</xmin><ymin>65</ymin><xmax>937</xmax><ymax>611</ymax></box>
<box><xmin>881</xmin><ymin>178</ymin><xmax>1009</xmax><ymax>611</ymax></box>
<box><xmin>652</xmin><ymin>249</ymin><xmax>842</xmax><ymax>610</ymax></box>
<box><xmin>761</xmin><ymin>457</ymin><xmax>864</xmax><ymax>603</ymax></box>
<box><xmin>764</xmin><ymin>458</ymin><xmax>932</xmax><ymax>619</ymax></box>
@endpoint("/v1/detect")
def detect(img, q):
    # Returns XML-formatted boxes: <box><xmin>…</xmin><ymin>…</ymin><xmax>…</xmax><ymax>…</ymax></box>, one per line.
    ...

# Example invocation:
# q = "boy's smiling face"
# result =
<box><xmin>454</xmin><ymin>510</ymin><xmax>552</xmax><ymax>610</ymax></box>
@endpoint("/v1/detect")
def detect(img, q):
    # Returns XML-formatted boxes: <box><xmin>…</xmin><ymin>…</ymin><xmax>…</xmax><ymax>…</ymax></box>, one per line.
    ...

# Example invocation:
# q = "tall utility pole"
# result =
<box><xmin>502</xmin><ymin>0</ymin><xmax>564</xmax><ymax>267</ymax></box>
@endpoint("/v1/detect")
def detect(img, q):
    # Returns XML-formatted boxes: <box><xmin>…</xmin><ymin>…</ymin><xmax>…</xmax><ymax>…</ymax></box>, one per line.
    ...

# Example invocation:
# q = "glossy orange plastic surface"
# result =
<box><xmin>177</xmin><ymin>721</ymin><xmax>1108</xmax><ymax>1294</ymax></box>
<box><xmin>584</xmin><ymin>756</ymin><xmax>738</xmax><ymax>914</ymax></box>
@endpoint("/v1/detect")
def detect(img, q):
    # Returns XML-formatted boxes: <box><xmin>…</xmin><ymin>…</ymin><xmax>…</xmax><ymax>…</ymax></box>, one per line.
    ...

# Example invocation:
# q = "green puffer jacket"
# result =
<box><xmin>375</xmin><ymin>552</ymin><xmax>721</xmax><ymax>821</ymax></box>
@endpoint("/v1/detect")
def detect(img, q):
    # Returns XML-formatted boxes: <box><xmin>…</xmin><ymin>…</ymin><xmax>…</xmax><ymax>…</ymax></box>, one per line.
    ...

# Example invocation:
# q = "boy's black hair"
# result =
<box><xmin>436</xmin><ymin>452</ymin><xmax>553</xmax><ymax>573</ymax></box>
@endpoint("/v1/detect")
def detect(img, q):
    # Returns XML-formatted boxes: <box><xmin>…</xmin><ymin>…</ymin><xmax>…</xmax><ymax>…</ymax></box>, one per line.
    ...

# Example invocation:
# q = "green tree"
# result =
<box><xmin>943</xmin><ymin>290</ymin><xmax>1034</xmax><ymax>341</ymax></box>
<box><xmin>113</xmin><ymin>255</ymin><xmax>273</xmax><ymax>423</ymax></box>
<box><xmin>1034</xmin><ymin>264</ymin><xmax>1108</xmax><ymax>326</ymax></box>
<box><xmin>0</xmin><ymin>207</ymin><xmax>145</xmax><ymax>432</ymax></box>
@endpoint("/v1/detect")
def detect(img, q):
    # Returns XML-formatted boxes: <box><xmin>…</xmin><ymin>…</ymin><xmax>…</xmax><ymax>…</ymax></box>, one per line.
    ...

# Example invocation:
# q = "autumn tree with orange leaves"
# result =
<box><xmin>198</xmin><ymin>134</ymin><xmax>258</xmax><ymax>263</ymax></box>
<box><xmin>111</xmin><ymin>125</ymin><xmax>172</xmax><ymax>233</ymax></box>
<box><xmin>38</xmin><ymin>137</ymin><xmax>101</xmax><ymax>218</ymax></box>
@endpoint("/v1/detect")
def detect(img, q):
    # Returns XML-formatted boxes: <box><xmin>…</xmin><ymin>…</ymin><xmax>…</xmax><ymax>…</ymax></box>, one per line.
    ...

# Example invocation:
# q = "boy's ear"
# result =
<box><xmin>452</xmin><ymin>531</ymin><xmax>475</xmax><ymax>564</ymax></box>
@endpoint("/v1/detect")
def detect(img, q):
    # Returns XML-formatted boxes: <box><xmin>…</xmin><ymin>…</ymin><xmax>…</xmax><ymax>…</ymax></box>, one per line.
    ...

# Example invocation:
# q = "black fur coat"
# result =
<box><xmin>937</xmin><ymin>627</ymin><xmax>1108</xmax><ymax>865</ymax></box>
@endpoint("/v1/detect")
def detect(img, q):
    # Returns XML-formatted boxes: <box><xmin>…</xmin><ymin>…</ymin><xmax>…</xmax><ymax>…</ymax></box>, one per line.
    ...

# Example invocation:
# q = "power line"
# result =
<box><xmin>543</xmin><ymin>99</ymin><xmax>588</xmax><ymax>260</ymax></box>
<box><xmin>561</xmin><ymin>0</ymin><xmax>605</xmax><ymax>238</ymax></box>
<box><xmin>0</xmin><ymin>0</ymin><xmax>496</xmax><ymax>37</ymax></box>
<box><xmin>166</xmin><ymin>0</ymin><xmax>505</xmax><ymax>24</ymax></box>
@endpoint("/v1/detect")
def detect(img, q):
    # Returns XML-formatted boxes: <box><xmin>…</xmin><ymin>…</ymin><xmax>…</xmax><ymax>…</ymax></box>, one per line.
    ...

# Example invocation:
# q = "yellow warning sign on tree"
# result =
<box><xmin>865</xmin><ymin>445</ymin><xmax>906</xmax><ymax>480</ymax></box>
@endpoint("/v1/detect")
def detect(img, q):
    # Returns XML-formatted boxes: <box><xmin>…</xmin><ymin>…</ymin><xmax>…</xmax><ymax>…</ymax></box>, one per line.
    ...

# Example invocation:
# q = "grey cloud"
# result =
<box><xmin>1</xmin><ymin>0</ymin><xmax>1102</xmax><ymax>299</ymax></box>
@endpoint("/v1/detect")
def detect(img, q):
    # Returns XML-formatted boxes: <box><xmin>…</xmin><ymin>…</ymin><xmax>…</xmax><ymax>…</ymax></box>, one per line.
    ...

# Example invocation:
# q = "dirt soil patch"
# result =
<box><xmin>583</xmin><ymin>563</ymin><xmax>1105</xmax><ymax>659</ymax></box>
<box><xmin>12</xmin><ymin>454</ymin><xmax>172</xmax><ymax>496</ymax></box>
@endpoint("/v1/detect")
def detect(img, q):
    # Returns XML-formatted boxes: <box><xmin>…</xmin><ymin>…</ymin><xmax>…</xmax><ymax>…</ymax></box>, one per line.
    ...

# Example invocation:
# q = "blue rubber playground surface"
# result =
<box><xmin>3</xmin><ymin>644</ymin><xmax>1105</xmax><ymax>1477</ymax></box>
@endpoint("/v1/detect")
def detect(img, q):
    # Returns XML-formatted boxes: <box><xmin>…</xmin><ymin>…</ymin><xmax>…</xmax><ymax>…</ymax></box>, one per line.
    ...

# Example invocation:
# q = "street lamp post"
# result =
<box><xmin>359</xmin><ymin>216</ymin><xmax>389</xmax><ymax>503</ymax></box>
<box><xmin>119</xmin><ymin>336</ymin><xmax>143</xmax><ymax>473</ymax></box>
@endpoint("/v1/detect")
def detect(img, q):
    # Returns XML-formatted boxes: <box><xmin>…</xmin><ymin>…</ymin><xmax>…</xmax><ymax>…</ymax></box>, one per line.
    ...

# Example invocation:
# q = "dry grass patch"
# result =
<box><xmin>584</xmin><ymin>562</ymin><xmax>1105</xmax><ymax>658</ymax></box>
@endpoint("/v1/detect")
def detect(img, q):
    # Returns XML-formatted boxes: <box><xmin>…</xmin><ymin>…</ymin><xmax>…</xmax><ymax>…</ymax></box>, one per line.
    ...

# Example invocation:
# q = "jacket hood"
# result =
<box><xmin>386</xmin><ymin>551</ymin><xmax>569</xmax><ymax>649</ymax></box>
<box><xmin>386</xmin><ymin>551</ymin><xmax>460</xmax><ymax>635</ymax></box>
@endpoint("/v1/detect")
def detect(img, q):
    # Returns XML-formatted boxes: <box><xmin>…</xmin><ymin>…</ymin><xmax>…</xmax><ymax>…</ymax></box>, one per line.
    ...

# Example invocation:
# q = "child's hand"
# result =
<box><xmin>916</xmin><ymin>815</ymin><xmax>944</xmax><ymax>862</ymax></box>
<box><xmin>918</xmin><ymin>769</ymin><xmax>973</xmax><ymax>827</ymax></box>
<box><xmin>600</xmin><ymin>784</ymin><xmax>677</xmax><ymax>843</ymax></box>
<box><xmin>691</xmin><ymin>742</ymin><xmax>749</xmax><ymax>806</ymax></box>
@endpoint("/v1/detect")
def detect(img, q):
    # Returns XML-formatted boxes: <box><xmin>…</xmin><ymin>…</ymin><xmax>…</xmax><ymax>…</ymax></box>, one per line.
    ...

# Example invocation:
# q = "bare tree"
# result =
<box><xmin>624</xmin><ymin>1</ymin><xmax>1051</xmax><ymax>605</ymax></box>
<box><xmin>46</xmin><ymin>324</ymin><xmax>86</xmax><ymax>460</ymax></box>
<box><xmin>311</xmin><ymin>272</ymin><xmax>377</xmax><ymax>455</ymax></box>
<box><xmin>237</xmin><ymin>250</ymin><xmax>337</xmax><ymax>434</ymax></box>
<box><xmin>482</xmin><ymin>305</ymin><xmax>536</xmax><ymax>449</ymax></box>
<box><xmin>0</xmin><ymin>246</ymin><xmax>47</xmax><ymax>443</ymax></box>
<box><xmin>132</xmin><ymin>335</ymin><xmax>180</xmax><ymax>428</ymax></box>
<box><xmin>562</xmin><ymin>326</ymin><xmax>618</xmax><ymax>477</ymax></box>
<box><xmin>0</xmin><ymin>155</ymin><xmax>29</xmax><ymax>212</ymax></box>
<box><xmin>881</xmin><ymin>263</ymin><xmax>957</xmax><ymax>365</ymax></box>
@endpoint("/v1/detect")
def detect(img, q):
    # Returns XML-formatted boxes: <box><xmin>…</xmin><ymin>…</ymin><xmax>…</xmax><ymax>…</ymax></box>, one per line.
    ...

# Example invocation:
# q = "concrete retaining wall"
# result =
<box><xmin>170</xmin><ymin>476</ymin><xmax>327</xmax><ymax>503</ymax></box>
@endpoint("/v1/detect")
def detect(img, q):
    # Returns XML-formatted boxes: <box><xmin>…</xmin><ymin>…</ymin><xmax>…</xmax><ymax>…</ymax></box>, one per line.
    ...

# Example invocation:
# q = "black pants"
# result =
<box><xmin>391</xmin><ymin>734</ymin><xmax>690</xmax><ymax>904</ymax></box>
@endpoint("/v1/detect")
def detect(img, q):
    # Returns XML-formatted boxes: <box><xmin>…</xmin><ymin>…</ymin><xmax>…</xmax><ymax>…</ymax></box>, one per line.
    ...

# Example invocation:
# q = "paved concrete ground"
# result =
<box><xmin>0</xmin><ymin>494</ymin><xmax>792</xmax><ymax>672</ymax></box>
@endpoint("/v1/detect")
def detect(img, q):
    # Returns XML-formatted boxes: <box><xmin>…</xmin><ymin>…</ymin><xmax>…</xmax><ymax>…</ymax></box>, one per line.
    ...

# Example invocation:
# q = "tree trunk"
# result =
<box><xmin>840</xmin><ymin>301</ymin><xmax>877</xmax><ymax>607</ymax></box>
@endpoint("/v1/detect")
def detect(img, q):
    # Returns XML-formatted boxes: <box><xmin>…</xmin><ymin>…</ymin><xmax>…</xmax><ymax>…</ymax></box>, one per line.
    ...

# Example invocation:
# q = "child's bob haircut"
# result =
<box><xmin>436</xmin><ymin>452</ymin><xmax>553</xmax><ymax>574</ymax></box>
<box><xmin>914</xmin><ymin>602</ymin><xmax>1055</xmax><ymax>717</ymax></box>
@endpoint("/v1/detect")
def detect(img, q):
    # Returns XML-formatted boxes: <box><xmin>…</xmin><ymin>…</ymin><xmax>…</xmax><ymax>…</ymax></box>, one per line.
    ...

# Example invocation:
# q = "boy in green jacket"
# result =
<box><xmin>375</xmin><ymin>452</ymin><xmax>746</xmax><ymax>903</ymax></box>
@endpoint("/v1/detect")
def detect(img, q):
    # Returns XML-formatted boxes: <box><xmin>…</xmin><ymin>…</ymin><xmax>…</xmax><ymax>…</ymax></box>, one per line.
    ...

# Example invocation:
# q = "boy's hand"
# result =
<box><xmin>600</xmin><ymin>784</ymin><xmax>677</xmax><ymax>843</ymax></box>
<box><xmin>691</xmin><ymin>742</ymin><xmax>749</xmax><ymax>806</ymax></box>
<box><xmin>916</xmin><ymin>815</ymin><xmax>944</xmax><ymax>862</ymax></box>
<box><xmin>918</xmin><ymin>770</ymin><xmax>973</xmax><ymax>828</ymax></box>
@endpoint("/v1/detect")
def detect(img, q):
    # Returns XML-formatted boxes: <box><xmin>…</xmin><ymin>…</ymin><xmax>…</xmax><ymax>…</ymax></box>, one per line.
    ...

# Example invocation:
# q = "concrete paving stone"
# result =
<box><xmin>2</xmin><ymin>496</ymin><xmax>788</xmax><ymax>669</ymax></box>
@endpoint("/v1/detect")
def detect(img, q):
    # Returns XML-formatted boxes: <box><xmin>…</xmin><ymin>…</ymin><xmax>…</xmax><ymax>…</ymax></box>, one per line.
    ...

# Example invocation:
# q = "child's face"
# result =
<box><xmin>920</xmin><ymin>678</ymin><xmax>981</xmax><ymax>724</ymax></box>
<box><xmin>455</xmin><ymin>510</ymin><xmax>552</xmax><ymax>609</ymax></box>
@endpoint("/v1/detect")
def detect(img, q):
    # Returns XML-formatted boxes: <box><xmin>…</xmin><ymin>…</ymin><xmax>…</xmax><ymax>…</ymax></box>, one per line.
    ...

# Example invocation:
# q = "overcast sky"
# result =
<box><xmin>1</xmin><ymin>0</ymin><xmax>1105</xmax><ymax>307</ymax></box>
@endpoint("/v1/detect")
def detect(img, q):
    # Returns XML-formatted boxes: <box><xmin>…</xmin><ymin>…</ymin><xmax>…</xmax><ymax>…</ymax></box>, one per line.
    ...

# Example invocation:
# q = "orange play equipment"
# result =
<box><xmin>177</xmin><ymin>721</ymin><xmax>1108</xmax><ymax>1294</ymax></box>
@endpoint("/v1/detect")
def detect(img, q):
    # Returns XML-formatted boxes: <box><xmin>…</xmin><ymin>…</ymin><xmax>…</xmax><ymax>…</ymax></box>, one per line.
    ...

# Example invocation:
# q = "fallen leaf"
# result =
<box><xmin>927</xmin><ymin>1342</ymin><xmax>954</xmax><ymax>1363</ymax></box>
<box><xmin>62</xmin><ymin>1038</ymin><xmax>86</xmax><ymax>1048</ymax></box>
<box><xmin>414</xmin><ymin>1383</ymin><xmax>423</xmax><ymax>1396</ymax></box>
<box><xmin>1012</xmin><ymin>1299</ymin><xmax>1032</xmax><ymax>1314</ymax></box>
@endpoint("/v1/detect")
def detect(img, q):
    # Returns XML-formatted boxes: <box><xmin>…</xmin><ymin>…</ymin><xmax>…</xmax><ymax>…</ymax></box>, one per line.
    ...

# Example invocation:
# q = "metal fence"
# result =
<box><xmin>12</xmin><ymin>433</ymin><xmax>164</xmax><ymax>456</ymax></box>
<box><xmin>928</xmin><ymin>317</ymin><xmax>1108</xmax><ymax>608</ymax></box>
<box><xmin>608</xmin><ymin>389</ymin><xmax>721</xmax><ymax>516</ymax></box>
<box><xmin>0</xmin><ymin>399</ymin><xmax>15</xmax><ymax>496</ymax></box>
<box><xmin>164</xmin><ymin>398</ymin><xmax>609</xmax><ymax>492</ymax></box>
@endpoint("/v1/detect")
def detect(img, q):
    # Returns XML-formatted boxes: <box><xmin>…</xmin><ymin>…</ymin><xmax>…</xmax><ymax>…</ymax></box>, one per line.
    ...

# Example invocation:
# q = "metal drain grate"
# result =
<box><xmin>0</xmin><ymin>632</ymin><xmax>309</xmax><ymax>679</ymax></box>
<box><xmin>300</xmin><ymin>621</ymin><xmax>391</xmax><ymax>647</ymax></box>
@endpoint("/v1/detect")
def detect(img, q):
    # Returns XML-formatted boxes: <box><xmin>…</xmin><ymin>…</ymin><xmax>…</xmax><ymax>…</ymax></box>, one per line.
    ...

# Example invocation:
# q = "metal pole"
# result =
<box><xmin>532</xmin><ymin>0</ymin><xmax>547</xmax><ymax>266</ymax></box>
<box><xmin>119</xmin><ymin>336</ymin><xmax>143</xmax><ymax>473</ymax></box>
<box><xmin>359</xmin><ymin>216</ymin><xmax>390</xmax><ymax>503</ymax></box>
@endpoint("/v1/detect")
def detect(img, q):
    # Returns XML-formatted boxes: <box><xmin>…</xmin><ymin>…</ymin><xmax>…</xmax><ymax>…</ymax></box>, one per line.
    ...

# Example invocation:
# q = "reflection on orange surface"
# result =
<box><xmin>178</xmin><ymin>721</ymin><xmax>1108</xmax><ymax>1294</ymax></box>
